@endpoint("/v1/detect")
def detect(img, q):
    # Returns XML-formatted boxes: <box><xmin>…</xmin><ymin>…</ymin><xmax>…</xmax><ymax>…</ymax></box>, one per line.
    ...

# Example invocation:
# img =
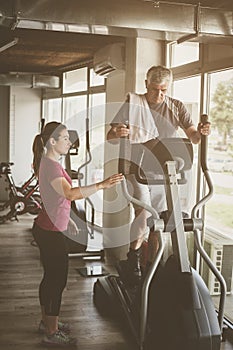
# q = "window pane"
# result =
<box><xmin>173</xmin><ymin>76</ymin><xmax>201</xmax><ymax>127</ymax></box>
<box><xmin>86</xmin><ymin>93</ymin><xmax>106</xmax><ymax>227</ymax></box>
<box><xmin>63</xmin><ymin>95</ymin><xmax>87</xmax><ymax>167</ymax></box>
<box><xmin>63</xmin><ymin>67</ymin><xmax>88</xmax><ymax>93</ymax></box>
<box><xmin>173</xmin><ymin>77</ymin><xmax>201</xmax><ymax>177</ymax></box>
<box><xmin>171</xmin><ymin>42</ymin><xmax>199</xmax><ymax>67</ymax></box>
<box><xmin>206</xmin><ymin>69</ymin><xmax>233</xmax><ymax>235</ymax></box>
<box><xmin>173</xmin><ymin>76</ymin><xmax>201</xmax><ymax>265</ymax></box>
<box><xmin>42</xmin><ymin>98</ymin><xmax>62</xmax><ymax>122</ymax></box>
<box><xmin>90</xmin><ymin>68</ymin><xmax>105</xmax><ymax>87</ymax></box>
<box><xmin>173</xmin><ymin>76</ymin><xmax>201</xmax><ymax>203</ymax></box>
<box><xmin>204</xmin><ymin>69</ymin><xmax>233</xmax><ymax>322</ymax></box>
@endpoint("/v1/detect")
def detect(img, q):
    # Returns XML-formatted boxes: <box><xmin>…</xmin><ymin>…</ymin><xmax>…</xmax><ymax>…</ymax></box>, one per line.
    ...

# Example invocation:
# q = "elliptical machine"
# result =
<box><xmin>93</xmin><ymin>115</ymin><xmax>227</xmax><ymax>350</ymax></box>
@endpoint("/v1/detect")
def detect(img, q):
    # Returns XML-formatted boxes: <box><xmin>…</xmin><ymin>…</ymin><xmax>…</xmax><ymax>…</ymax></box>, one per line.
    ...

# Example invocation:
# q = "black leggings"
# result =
<box><xmin>32</xmin><ymin>223</ymin><xmax>68</xmax><ymax>316</ymax></box>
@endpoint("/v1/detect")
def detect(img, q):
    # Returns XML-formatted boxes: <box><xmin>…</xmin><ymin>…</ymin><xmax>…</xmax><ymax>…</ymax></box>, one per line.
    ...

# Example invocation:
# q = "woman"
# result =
<box><xmin>32</xmin><ymin>121</ymin><xmax>123</xmax><ymax>347</ymax></box>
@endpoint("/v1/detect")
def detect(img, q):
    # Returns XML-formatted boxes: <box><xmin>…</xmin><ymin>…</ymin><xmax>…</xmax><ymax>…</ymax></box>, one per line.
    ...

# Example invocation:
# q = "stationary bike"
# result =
<box><xmin>0</xmin><ymin>162</ymin><xmax>42</xmax><ymax>223</ymax></box>
<box><xmin>93</xmin><ymin>115</ymin><xmax>227</xmax><ymax>350</ymax></box>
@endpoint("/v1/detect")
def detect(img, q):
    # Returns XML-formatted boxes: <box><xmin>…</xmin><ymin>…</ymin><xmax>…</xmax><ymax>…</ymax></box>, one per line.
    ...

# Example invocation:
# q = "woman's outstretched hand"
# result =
<box><xmin>99</xmin><ymin>173</ymin><xmax>124</xmax><ymax>189</ymax></box>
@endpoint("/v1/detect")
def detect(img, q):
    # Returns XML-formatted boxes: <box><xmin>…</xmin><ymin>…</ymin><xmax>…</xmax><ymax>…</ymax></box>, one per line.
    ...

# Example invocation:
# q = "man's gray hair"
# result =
<box><xmin>146</xmin><ymin>65</ymin><xmax>173</xmax><ymax>85</ymax></box>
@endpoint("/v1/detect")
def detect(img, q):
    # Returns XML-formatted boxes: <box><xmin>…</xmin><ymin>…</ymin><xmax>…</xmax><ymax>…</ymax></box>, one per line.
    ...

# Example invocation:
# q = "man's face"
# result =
<box><xmin>145</xmin><ymin>81</ymin><xmax>169</xmax><ymax>104</ymax></box>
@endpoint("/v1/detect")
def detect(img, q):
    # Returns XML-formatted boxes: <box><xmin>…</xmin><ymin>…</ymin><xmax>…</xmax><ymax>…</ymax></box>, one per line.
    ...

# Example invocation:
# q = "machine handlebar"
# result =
<box><xmin>200</xmin><ymin>114</ymin><xmax>210</xmax><ymax>172</ymax></box>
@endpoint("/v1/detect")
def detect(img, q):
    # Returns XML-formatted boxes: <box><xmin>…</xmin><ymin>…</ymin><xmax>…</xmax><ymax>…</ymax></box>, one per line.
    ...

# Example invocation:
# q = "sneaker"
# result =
<box><xmin>116</xmin><ymin>249</ymin><xmax>142</xmax><ymax>287</ymax></box>
<box><xmin>126</xmin><ymin>248</ymin><xmax>142</xmax><ymax>285</ymax></box>
<box><xmin>42</xmin><ymin>330</ymin><xmax>77</xmax><ymax>347</ymax></box>
<box><xmin>38</xmin><ymin>320</ymin><xmax>71</xmax><ymax>334</ymax></box>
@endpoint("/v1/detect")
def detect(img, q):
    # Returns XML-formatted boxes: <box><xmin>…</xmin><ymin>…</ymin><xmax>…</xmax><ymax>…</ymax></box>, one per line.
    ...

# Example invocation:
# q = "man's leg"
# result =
<box><xmin>117</xmin><ymin>207</ymin><xmax>148</xmax><ymax>286</ymax></box>
<box><xmin>119</xmin><ymin>174</ymin><xmax>150</xmax><ymax>285</ymax></box>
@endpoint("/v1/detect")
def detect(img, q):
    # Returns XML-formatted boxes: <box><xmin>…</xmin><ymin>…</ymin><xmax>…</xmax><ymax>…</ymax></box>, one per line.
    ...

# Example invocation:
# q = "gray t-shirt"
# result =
<box><xmin>110</xmin><ymin>93</ymin><xmax>194</xmax><ymax>213</ymax></box>
<box><xmin>111</xmin><ymin>94</ymin><xmax>193</xmax><ymax>138</ymax></box>
<box><xmin>111</xmin><ymin>93</ymin><xmax>194</xmax><ymax>174</ymax></box>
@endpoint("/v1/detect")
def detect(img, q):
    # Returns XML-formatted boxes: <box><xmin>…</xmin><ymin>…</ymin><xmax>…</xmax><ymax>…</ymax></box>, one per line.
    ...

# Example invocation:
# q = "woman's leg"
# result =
<box><xmin>32</xmin><ymin>224</ymin><xmax>68</xmax><ymax>334</ymax></box>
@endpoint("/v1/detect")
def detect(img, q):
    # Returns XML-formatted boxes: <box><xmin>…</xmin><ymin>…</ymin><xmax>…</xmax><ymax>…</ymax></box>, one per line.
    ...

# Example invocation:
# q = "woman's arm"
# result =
<box><xmin>51</xmin><ymin>173</ymin><xmax>124</xmax><ymax>201</ymax></box>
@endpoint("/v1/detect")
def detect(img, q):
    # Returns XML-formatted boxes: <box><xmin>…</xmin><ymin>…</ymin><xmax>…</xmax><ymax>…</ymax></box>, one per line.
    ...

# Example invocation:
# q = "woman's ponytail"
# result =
<box><xmin>32</xmin><ymin>134</ymin><xmax>44</xmax><ymax>177</ymax></box>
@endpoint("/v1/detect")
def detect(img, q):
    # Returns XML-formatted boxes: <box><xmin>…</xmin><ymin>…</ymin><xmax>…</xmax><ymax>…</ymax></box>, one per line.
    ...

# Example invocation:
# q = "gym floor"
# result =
<box><xmin>0</xmin><ymin>213</ymin><xmax>232</xmax><ymax>350</ymax></box>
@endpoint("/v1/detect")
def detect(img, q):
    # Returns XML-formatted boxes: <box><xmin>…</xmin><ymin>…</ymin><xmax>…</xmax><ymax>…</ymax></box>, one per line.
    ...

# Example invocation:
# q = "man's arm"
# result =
<box><xmin>185</xmin><ymin>122</ymin><xmax>211</xmax><ymax>144</ymax></box>
<box><xmin>107</xmin><ymin>123</ymin><xmax>130</xmax><ymax>142</ymax></box>
<box><xmin>107</xmin><ymin>125</ymin><xmax>118</xmax><ymax>141</ymax></box>
<box><xmin>107</xmin><ymin>98</ymin><xmax>130</xmax><ymax>142</ymax></box>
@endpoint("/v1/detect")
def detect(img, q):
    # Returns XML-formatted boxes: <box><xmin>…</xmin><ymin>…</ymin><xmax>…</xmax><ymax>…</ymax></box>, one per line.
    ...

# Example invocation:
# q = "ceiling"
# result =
<box><xmin>0</xmin><ymin>26</ymin><xmax>124</xmax><ymax>75</ymax></box>
<box><xmin>0</xmin><ymin>0</ymin><xmax>232</xmax><ymax>77</ymax></box>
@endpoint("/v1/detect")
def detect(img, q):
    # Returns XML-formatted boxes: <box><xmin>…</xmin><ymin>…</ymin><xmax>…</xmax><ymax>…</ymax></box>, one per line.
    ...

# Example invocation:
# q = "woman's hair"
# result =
<box><xmin>32</xmin><ymin>121</ymin><xmax>67</xmax><ymax>177</ymax></box>
<box><xmin>146</xmin><ymin>65</ymin><xmax>172</xmax><ymax>86</ymax></box>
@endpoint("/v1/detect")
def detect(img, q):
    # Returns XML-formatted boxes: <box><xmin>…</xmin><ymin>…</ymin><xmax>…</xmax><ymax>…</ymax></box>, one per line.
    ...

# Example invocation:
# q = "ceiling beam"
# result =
<box><xmin>0</xmin><ymin>0</ymin><xmax>232</xmax><ymax>42</ymax></box>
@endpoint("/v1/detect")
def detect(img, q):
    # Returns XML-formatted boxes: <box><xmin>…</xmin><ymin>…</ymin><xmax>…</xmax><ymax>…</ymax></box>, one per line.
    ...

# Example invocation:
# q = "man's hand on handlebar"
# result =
<box><xmin>198</xmin><ymin>121</ymin><xmax>211</xmax><ymax>136</ymax></box>
<box><xmin>114</xmin><ymin>123</ymin><xmax>130</xmax><ymax>138</ymax></box>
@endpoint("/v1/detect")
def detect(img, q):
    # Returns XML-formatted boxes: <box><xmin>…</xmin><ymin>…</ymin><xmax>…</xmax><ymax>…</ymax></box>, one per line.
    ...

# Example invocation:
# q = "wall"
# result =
<box><xmin>9</xmin><ymin>87</ymin><xmax>41</xmax><ymax>185</ymax></box>
<box><xmin>135</xmin><ymin>38</ymin><xmax>164</xmax><ymax>93</ymax></box>
<box><xmin>0</xmin><ymin>87</ymin><xmax>10</xmax><ymax>200</ymax></box>
<box><xmin>0</xmin><ymin>86</ymin><xmax>10</xmax><ymax>162</ymax></box>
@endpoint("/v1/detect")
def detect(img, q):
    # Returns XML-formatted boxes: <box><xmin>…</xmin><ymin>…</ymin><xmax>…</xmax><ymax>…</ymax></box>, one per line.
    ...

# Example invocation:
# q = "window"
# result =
<box><xmin>205</xmin><ymin>69</ymin><xmax>233</xmax><ymax>237</ymax></box>
<box><xmin>173</xmin><ymin>76</ymin><xmax>201</xmax><ymax>226</ymax></box>
<box><xmin>43</xmin><ymin>67</ymin><xmax>106</xmax><ymax>232</ymax></box>
<box><xmin>90</xmin><ymin>68</ymin><xmax>105</xmax><ymax>87</ymax></box>
<box><xmin>63</xmin><ymin>95</ymin><xmax>87</xmax><ymax>166</ymax></box>
<box><xmin>63</xmin><ymin>72</ymin><xmax>106</xmax><ymax>230</ymax></box>
<box><xmin>63</xmin><ymin>67</ymin><xmax>88</xmax><ymax>93</ymax></box>
<box><xmin>170</xmin><ymin>42</ymin><xmax>199</xmax><ymax>67</ymax></box>
<box><xmin>204</xmin><ymin>70</ymin><xmax>233</xmax><ymax>318</ymax></box>
<box><xmin>42</xmin><ymin>98</ymin><xmax>62</xmax><ymax>122</ymax></box>
<box><xmin>86</xmin><ymin>92</ymin><xmax>106</xmax><ymax>227</ymax></box>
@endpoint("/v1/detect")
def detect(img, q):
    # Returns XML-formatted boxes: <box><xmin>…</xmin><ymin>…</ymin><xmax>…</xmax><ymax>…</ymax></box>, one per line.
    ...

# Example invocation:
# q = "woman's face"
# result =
<box><xmin>51</xmin><ymin>128</ymin><xmax>72</xmax><ymax>155</ymax></box>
